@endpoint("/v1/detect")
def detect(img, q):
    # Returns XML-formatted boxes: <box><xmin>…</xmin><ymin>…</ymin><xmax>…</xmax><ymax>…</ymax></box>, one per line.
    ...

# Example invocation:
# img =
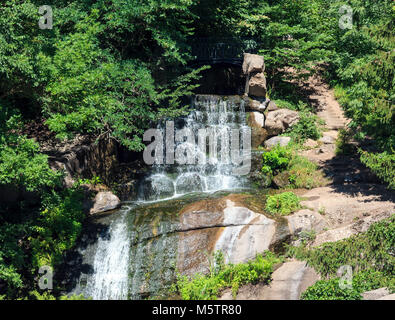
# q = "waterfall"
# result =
<box><xmin>82</xmin><ymin>212</ymin><xmax>130</xmax><ymax>300</ymax></box>
<box><xmin>139</xmin><ymin>95</ymin><xmax>251</xmax><ymax>201</ymax></box>
<box><xmin>70</xmin><ymin>95</ymin><xmax>251</xmax><ymax>299</ymax></box>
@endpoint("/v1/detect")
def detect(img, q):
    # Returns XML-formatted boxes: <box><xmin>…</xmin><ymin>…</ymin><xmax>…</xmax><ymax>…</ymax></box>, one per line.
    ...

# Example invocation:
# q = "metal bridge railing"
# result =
<box><xmin>190</xmin><ymin>38</ymin><xmax>261</xmax><ymax>65</ymax></box>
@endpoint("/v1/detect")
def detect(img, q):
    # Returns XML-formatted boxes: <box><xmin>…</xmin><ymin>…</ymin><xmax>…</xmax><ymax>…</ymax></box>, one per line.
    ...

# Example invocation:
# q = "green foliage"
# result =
<box><xmin>287</xmin><ymin>154</ymin><xmax>327</xmax><ymax>189</ymax></box>
<box><xmin>261</xmin><ymin>146</ymin><xmax>293</xmax><ymax>176</ymax></box>
<box><xmin>335</xmin><ymin>128</ymin><xmax>356</xmax><ymax>156</ymax></box>
<box><xmin>286</xmin><ymin>107</ymin><xmax>323</xmax><ymax>142</ymax></box>
<box><xmin>301</xmin><ymin>278</ymin><xmax>362</xmax><ymax>300</ymax></box>
<box><xmin>288</xmin><ymin>215</ymin><xmax>395</xmax><ymax>299</ymax></box>
<box><xmin>0</xmin><ymin>105</ymin><xmax>85</xmax><ymax>298</ymax></box>
<box><xmin>0</xmin><ymin>105</ymin><xmax>62</xmax><ymax>192</ymax></box>
<box><xmin>29</xmin><ymin>291</ymin><xmax>91</xmax><ymax>300</ymax></box>
<box><xmin>29</xmin><ymin>187</ymin><xmax>85</xmax><ymax>268</ymax></box>
<box><xmin>359</xmin><ymin>150</ymin><xmax>395</xmax><ymax>189</ymax></box>
<box><xmin>265</xmin><ymin>192</ymin><xmax>301</xmax><ymax>216</ymax></box>
<box><xmin>262</xmin><ymin>145</ymin><xmax>326</xmax><ymax>189</ymax></box>
<box><xmin>173</xmin><ymin>251</ymin><xmax>281</xmax><ymax>300</ymax></box>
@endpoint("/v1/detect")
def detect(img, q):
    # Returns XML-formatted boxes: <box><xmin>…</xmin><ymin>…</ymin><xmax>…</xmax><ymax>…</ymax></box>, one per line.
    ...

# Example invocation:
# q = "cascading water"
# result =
<box><xmin>139</xmin><ymin>95</ymin><xmax>251</xmax><ymax>202</ymax></box>
<box><xmin>83</xmin><ymin>212</ymin><xmax>130</xmax><ymax>300</ymax></box>
<box><xmin>70</xmin><ymin>95</ymin><xmax>251</xmax><ymax>300</ymax></box>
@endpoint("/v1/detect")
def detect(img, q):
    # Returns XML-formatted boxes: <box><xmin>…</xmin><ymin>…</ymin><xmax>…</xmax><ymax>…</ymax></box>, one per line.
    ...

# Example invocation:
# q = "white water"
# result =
<box><xmin>83</xmin><ymin>213</ymin><xmax>130</xmax><ymax>300</ymax></box>
<box><xmin>139</xmin><ymin>95</ymin><xmax>250</xmax><ymax>201</ymax></box>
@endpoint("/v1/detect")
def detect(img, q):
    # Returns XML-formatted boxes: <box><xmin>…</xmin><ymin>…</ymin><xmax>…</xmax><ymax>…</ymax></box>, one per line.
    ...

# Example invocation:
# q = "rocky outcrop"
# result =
<box><xmin>248</xmin><ymin>72</ymin><xmax>267</xmax><ymax>97</ymax></box>
<box><xmin>362</xmin><ymin>288</ymin><xmax>391</xmax><ymax>300</ymax></box>
<box><xmin>246</xmin><ymin>97</ymin><xmax>268</xmax><ymax>112</ymax></box>
<box><xmin>242</xmin><ymin>53</ymin><xmax>298</xmax><ymax>148</ymax></box>
<box><xmin>41</xmin><ymin>134</ymin><xmax>119</xmax><ymax>187</ymax></box>
<box><xmin>265</xmin><ymin>109</ymin><xmax>300</xmax><ymax>136</ymax></box>
<box><xmin>264</xmin><ymin>136</ymin><xmax>291</xmax><ymax>149</ymax></box>
<box><xmin>286</xmin><ymin>209</ymin><xmax>328</xmax><ymax>236</ymax></box>
<box><xmin>266</xmin><ymin>100</ymin><xmax>279</xmax><ymax>112</ymax></box>
<box><xmin>312</xmin><ymin>211</ymin><xmax>392</xmax><ymax>246</ymax></box>
<box><xmin>127</xmin><ymin>194</ymin><xmax>293</xmax><ymax>298</ymax></box>
<box><xmin>89</xmin><ymin>191</ymin><xmax>121</xmax><ymax>215</ymax></box>
<box><xmin>243</xmin><ymin>53</ymin><xmax>267</xmax><ymax>98</ymax></box>
<box><xmin>242</xmin><ymin>53</ymin><xmax>265</xmax><ymax>74</ymax></box>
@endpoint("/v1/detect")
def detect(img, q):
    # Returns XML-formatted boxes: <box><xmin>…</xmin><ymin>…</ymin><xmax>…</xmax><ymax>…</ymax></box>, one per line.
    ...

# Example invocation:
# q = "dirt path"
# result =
<box><xmin>295</xmin><ymin>73</ymin><xmax>394</xmax><ymax>234</ymax></box>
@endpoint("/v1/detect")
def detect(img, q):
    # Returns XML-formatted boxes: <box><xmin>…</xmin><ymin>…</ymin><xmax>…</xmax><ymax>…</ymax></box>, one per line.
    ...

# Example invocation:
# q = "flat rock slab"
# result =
<box><xmin>220</xmin><ymin>260</ymin><xmax>319</xmax><ymax>300</ymax></box>
<box><xmin>362</xmin><ymin>288</ymin><xmax>390</xmax><ymax>300</ymax></box>
<box><xmin>259</xmin><ymin>261</ymin><xmax>319</xmax><ymax>300</ymax></box>
<box><xmin>177</xmin><ymin>198</ymin><xmax>277</xmax><ymax>275</ymax></box>
<box><xmin>377</xmin><ymin>294</ymin><xmax>395</xmax><ymax>300</ymax></box>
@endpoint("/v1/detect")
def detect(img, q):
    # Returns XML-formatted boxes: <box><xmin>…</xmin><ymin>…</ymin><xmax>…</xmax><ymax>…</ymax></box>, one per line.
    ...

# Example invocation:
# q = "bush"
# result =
<box><xmin>265</xmin><ymin>192</ymin><xmax>301</xmax><ymax>216</ymax></box>
<box><xmin>261</xmin><ymin>146</ymin><xmax>293</xmax><ymax>176</ymax></box>
<box><xmin>287</xmin><ymin>155</ymin><xmax>327</xmax><ymax>189</ymax></box>
<box><xmin>301</xmin><ymin>278</ymin><xmax>362</xmax><ymax>300</ymax></box>
<box><xmin>285</xmin><ymin>104</ymin><xmax>323</xmax><ymax>142</ymax></box>
<box><xmin>359</xmin><ymin>150</ymin><xmax>395</xmax><ymax>189</ymax></box>
<box><xmin>261</xmin><ymin>145</ymin><xmax>327</xmax><ymax>189</ymax></box>
<box><xmin>173</xmin><ymin>251</ymin><xmax>281</xmax><ymax>300</ymax></box>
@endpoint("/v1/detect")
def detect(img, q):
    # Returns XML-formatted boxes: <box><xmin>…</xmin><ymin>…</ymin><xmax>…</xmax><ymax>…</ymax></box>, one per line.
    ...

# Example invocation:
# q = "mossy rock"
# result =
<box><xmin>273</xmin><ymin>172</ymin><xmax>291</xmax><ymax>188</ymax></box>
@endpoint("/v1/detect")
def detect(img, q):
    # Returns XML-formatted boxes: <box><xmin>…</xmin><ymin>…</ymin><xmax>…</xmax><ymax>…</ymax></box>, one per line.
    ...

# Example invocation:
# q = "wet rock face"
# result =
<box><xmin>177</xmin><ymin>198</ymin><xmax>276</xmax><ymax>275</ymax></box>
<box><xmin>127</xmin><ymin>194</ymin><xmax>291</xmax><ymax>299</ymax></box>
<box><xmin>139</xmin><ymin>174</ymin><xmax>175</xmax><ymax>201</ymax></box>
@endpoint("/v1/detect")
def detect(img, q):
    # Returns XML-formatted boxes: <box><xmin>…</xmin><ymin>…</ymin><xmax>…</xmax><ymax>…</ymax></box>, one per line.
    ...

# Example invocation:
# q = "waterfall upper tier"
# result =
<box><xmin>139</xmin><ymin>95</ymin><xmax>251</xmax><ymax>201</ymax></box>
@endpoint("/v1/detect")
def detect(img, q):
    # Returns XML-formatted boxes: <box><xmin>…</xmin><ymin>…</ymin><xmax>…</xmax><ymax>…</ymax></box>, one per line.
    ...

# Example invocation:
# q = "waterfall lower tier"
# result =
<box><xmin>71</xmin><ymin>211</ymin><xmax>130</xmax><ymax>300</ymax></box>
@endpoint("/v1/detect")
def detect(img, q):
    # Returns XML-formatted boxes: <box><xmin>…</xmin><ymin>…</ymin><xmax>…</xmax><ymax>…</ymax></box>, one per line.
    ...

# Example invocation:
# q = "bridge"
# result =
<box><xmin>190</xmin><ymin>38</ymin><xmax>261</xmax><ymax>67</ymax></box>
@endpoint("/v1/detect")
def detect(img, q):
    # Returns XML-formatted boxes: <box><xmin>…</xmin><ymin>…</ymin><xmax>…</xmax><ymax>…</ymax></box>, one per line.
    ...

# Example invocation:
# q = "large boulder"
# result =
<box><xmin>265</xmin><ymin>109</ymin><xmax>300</xmax><ymax>136</ymax></box>
<box><xmin>264</xmin><ymin>136</ymin><xmax>291</xmax><ymax>149</ymax></box>
<box><xmin>242</xmin><ymin>53</ymin><xmax>265</xmax><ymax>74</ymax></box>
<box><xmin>248</xmin><ymin>72</ymin><xmax>267</xmax><ymax>97</ymax></box>
<box><xmin>89</xmin><ymin>191</ymin><xmax>121</xmax><ymax>215</ymax></box>
<box><xmin>250</xmin><ymin>112</ymin><xmax>265</xmax><ymax>127</ymax></box>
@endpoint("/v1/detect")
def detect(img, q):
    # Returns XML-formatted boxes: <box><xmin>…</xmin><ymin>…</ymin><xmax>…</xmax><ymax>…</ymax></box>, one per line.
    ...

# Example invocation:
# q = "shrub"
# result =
<box><xmin>359</xmin><ymin>150</ymin><xmax>395</xmax><ymax>189</ymax></box>
<box><xmin>301</xmin><ymin>278</ymin><xmax>362</xmax><ymax>300</ymax></box>
<box><xmin>265</xmin><ymin>192</ymin><xmax>301</xmax><ymax>216</ymax></box>
<box><xmin>287</xmin><ymin>155</ymin><xmax>327</xmax><ymax>189</ymax></box>
<box><xmin>286</xmin><ymin>107</ymin><xmax>323</xmax><ymax>142</ymax></box>
<box><xmin>261</xmin><ymin>145</ymin><xmax>327</xmax><ymax>189</ymax></box>
<box><xmin>261</xmin><ymin>146</ymin><xmax>293</xmax><ymax>176</ymax></box>
<box><xmin>173</xmin><ymin>251</ymin><xmax>281</xmax><ymax>300</ymax></box>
